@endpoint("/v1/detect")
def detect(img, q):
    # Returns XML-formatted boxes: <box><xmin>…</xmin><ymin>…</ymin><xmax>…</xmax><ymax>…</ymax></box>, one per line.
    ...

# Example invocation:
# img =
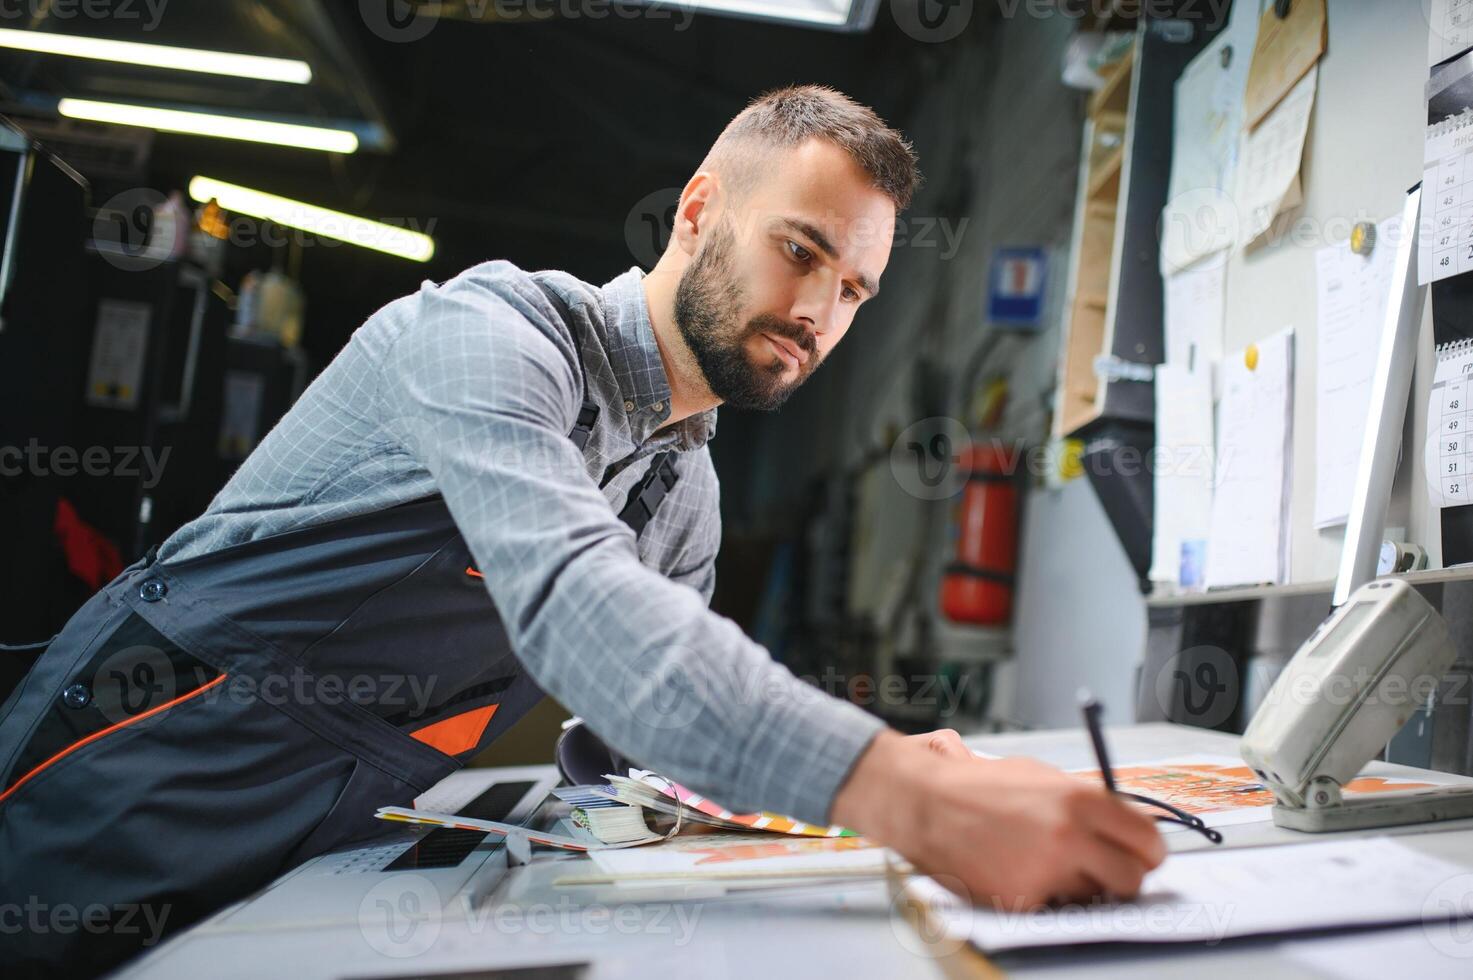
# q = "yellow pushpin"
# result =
<box><xmin>1350</xmin><ymin>221</ymin><xmax>1376</xmax><ymax>257</ymax></box>
<box><xmin>1245</xmin><ymin>344</ymin><xmax>1260</xmax><ymax>371</ymax></box>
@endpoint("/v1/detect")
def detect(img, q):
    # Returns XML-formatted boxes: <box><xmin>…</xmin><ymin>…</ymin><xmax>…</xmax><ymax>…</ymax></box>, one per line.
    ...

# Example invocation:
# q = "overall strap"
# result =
<box><xmin>532</xmin><ymin>276</ymin><xmax>681</xmax><ymax>535</ymax></box>
<box><xmin>533</xmin><ymin>278</ymin><xmax>599</xmax><ymax>451</ymax></box>
<box><xmin>617</xmin><ymin>451</ymin><xmax>677</xmax><ymax>536</ymax></box>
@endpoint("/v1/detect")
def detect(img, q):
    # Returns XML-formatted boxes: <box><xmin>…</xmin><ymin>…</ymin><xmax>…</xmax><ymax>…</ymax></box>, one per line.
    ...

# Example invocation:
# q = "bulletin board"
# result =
<box><xmin>1213</xmin><ymin>1</ymin><xmax>1443</xmax><ymax>582</ymax></box>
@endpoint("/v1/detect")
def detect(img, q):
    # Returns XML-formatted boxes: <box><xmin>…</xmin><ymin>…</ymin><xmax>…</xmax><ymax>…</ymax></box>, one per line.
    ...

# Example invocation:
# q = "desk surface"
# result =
<box><xmin>122</xmin><ymin>723</ymin><xmax>1473</xmax><ymax>979</ymax></box>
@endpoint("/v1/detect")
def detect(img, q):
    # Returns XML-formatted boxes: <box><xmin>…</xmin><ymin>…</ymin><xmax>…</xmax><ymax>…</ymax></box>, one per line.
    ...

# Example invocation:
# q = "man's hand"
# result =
<box><xmin>832</xmin><ymin>728</ymin><xmax>1165</xmax><ymax>907</ymax></box>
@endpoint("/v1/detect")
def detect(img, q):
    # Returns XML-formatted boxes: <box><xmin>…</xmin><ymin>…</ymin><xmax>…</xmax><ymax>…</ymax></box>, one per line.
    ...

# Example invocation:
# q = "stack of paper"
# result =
<box><xmin>1204</xmin><ymin>329</ymin><xmax>1295</xmax><ymax>588</ymax></box>
<box><xmin>552</xmin><ymin>785</ymin><xmax>665</xmax><ymax>845</ymax></box>
<box><xmin>905</xmin><ymin>837</ymin><xmax>1472</xmax><ymax>953</ymax></box>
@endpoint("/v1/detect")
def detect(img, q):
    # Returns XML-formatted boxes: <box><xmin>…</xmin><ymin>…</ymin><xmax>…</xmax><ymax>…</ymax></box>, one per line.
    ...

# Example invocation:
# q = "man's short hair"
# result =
<box><xmin>703</xmin><ymin>85</ymin><xmax>921</xmax><ymax>212</ymax></box>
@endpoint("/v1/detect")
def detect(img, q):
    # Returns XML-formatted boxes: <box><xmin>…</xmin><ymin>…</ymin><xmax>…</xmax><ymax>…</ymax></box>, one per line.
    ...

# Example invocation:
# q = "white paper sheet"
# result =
<box><xmin>1283</xmin><ymin>923</ymin><xmax>1473</xmax><ymax>979</ymax></box>
<box><xmin>1313</xmin><ymin>214</ymin><xmax>1403</xmax><ymax>528</ymax></box>
<box><xmin>1204</xmin><ymin>329</ymin><xmax>1294</xmax><ymax>588</ymax></box>
<box><xmin>1430</xmin><ymin>0</ymin><xmax>1473</xmax><ymax>69</ymax></box>
<box><xmin>1159</xmin><ymin>3</ymin><xmax>1259</xmax><ymax>273</ymax></box>
<box><xmin>1163</xmin><ymin>253</ymin><xmax>1227</xmax><ymax>372</ymax></box>
<box><xmin>907</xmin><ymin>837</ymin><xmax>1472</xmax><ymax>953</ymax></box>
<box><xmin>1235</xmin><ymin>65</ymin><xmax>1318</xmax><ymax>250</ymax></box>
<box><xmin>1150</xmin><ymin>366</ymin><xmax>1215</xmax><ymax>585</ymax></box>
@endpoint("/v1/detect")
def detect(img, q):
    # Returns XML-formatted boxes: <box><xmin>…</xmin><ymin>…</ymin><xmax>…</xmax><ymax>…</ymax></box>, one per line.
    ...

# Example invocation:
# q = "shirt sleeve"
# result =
<box><xmin>376</xmin><ymin>273</ymin><xmax>884</xmax><ymax>824</ymax></box>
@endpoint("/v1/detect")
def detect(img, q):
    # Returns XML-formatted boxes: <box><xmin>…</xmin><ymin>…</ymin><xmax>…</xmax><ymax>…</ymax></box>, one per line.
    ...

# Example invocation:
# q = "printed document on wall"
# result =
<box><xmin>1235</xmin><ymin>66</ymin><xmax>1317</xmax><ymax>250</ymax></box>
<box><xmin>1163</xmin><ymin>253</ymin><xmax>1227</xmax><ymax>372</ymax></box>
<box><xmin>1159</xmin><ymin>1</ymin><xmax>1258</xmax><ymax>274</ymax></box>
<box><xmin>1150</xmin><ymin>365</ymin><xmax>1215</xmax><ymax>587</ymax></box>
<box><xmin>1313</xmin><ymin>214</ymin><xmax>1402</xmax><ymax>528</ymax></box>
<box><xmin>1204</xmin><ymin>328</ymin><xmax>1294</xmax><ymax>589</ymax></box>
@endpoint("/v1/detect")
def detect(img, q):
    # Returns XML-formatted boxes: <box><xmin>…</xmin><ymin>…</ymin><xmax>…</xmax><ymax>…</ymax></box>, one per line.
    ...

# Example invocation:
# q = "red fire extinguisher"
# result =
<box><xmin>940</xmin><ymin>442</ymin><xmax>1019</xmax><ymax>625</ymax></box>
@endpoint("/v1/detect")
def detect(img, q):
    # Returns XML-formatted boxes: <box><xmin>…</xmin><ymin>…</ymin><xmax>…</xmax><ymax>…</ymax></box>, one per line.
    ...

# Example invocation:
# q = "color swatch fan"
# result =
<box><xmin>601</xmin><ymin>771</ymin><xmax>856</xmax><ymax>838</ymax></box>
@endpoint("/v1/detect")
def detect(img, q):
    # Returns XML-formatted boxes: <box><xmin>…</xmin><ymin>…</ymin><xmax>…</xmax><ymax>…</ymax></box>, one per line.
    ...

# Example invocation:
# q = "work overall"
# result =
<box><xmin>0</xmin><ymin>292</ymin><xmax>681</xmax><ymax>975</ymax></box>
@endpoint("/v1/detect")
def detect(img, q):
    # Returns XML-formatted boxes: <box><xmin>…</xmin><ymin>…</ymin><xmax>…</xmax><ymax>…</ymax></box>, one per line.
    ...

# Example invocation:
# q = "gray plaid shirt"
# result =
<box><xmin>161</xmin><ymin>261</ymin><xmax>883</xmax><ymax>825</ymax></box>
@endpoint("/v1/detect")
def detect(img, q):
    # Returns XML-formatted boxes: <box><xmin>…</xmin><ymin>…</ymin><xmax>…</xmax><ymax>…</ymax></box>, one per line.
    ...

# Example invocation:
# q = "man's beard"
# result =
<box><xmin>673</xmin><ymin>222</ymin><xmax>819</xmax><ymax>412</ymax></box>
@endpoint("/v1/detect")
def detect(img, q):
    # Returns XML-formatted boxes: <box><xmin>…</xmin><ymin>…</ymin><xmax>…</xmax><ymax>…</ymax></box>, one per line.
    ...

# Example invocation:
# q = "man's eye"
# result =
<box><xmin>787</xmin><ymin>240</ymin><xmax>812</xmax><ymax>262</ymax></box>
<box><xmin>842</xmin><ymin>286</ymin><xmax>860</xmax><ymax>303</ymax></box>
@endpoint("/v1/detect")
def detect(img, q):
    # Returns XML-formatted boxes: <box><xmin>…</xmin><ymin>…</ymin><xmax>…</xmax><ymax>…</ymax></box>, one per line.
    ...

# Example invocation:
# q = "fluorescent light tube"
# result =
<box><xmin>188</xmin><ymin>176</ymin><xmax>435</xmax><ymax>263</ymax></box>
<box><xmin>57</xmin><ymin>99</ymin><xmax>358</xmax><ymax>153</ymax></box>
<box><xmin>662</xmin><ymin>0</ymin><xmax>853</xmax><ymax>26</ymax></box>
<box><xmin>0</xmin><ymin>28</ymin><xmax>311</xmax><ymax>83</ymax></box>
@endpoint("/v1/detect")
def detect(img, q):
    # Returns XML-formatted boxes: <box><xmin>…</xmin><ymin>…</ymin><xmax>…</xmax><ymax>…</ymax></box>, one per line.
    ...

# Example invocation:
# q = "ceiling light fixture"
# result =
<box><xmin>57</xmin><ymin>99</ymin><xmax>358</xmax><ymax>153</ymax></box>
<box><xmin>0</xmin><ymin>29</ymin><xmax>312</xmax><ymax>83</ymax></box>
<box><xmin>188</xmin><ymin>176</ymin><xmax>436</xmax><ymax>263</ymax></box>
<box><xmin>657</xmin><ymin>0</ymin><xmax>875</xmax><ymax>29</ymax></box>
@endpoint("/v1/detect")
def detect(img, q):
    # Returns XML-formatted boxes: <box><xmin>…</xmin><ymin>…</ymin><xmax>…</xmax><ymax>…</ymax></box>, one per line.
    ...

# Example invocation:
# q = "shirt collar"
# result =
<box><xmin>598</xmin><ymin>267</ymin><xmax>717</xmax><ymax>451</ymax></box>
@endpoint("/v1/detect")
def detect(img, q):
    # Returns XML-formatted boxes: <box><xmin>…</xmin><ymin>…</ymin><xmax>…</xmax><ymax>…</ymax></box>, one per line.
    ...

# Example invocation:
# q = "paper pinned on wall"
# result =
<box><xmin>1242</xmin><ymin>0</ymin><xmax>1326</xmax><ymax>129</ymax></box>
<box><xmin>1150</xmin><ymin>365</ymin><xmax>1215</xmax><ymax>587</ymax></box>
<box><xmin>1235</xmin><ymin>65</ymin><xmax>1318</xmax><ymax>250</ymax></box>
<box><xmin>1204</xmin><ymin>328</ymin><xmax>1294</xmax><ymax>589</ymax></box>
<box><xmin>1162</xmin><ymin>253</ymin><xmax>1227</xmax><ymax>373</ymax></box>
<box><xmin>1419</xmin><ymin>49</ymin><xmax>1473</xmax><ymax>284</ymax></box>
<box><xmin>1313</xmin><ymin>214</ymin><xmax>1403</xmax><ymax>529</ymax></box>
<box><xmin>1429</xmin><ymin>0</ymin><xmax>1473</xmax><ymax>69</ymax></box>
<box><xmin>1159</xmin><ymin>2</ymin><xmax>1259</xmax><ymax>274</ymax></box>
<box><xmin>1421</xmin><ymin>340</ymin><xmax>1473</xmax><ymax>508</ymax></box>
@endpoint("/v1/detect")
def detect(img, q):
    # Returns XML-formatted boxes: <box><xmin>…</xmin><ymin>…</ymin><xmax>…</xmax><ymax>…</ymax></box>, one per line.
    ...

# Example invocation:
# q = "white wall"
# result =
<box><xmin>1012</xmin><ymin>477</ymin><xmax>1147</xmax><ymax>727</ymax></box>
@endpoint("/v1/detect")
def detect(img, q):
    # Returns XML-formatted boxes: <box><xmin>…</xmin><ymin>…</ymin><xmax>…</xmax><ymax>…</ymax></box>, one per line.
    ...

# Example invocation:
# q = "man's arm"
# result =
<box><xmin>377</xmin><ymin>272</ymin><xmax>883</xmax><ymax>825</ymax></box>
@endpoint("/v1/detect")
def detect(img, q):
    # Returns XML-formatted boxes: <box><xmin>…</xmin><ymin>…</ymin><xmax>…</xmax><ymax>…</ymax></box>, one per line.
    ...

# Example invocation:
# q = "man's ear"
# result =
<box><xmin>671</xmin><ymin>172</ymin><xmax>719</xmax><ymax>257</ymax></box>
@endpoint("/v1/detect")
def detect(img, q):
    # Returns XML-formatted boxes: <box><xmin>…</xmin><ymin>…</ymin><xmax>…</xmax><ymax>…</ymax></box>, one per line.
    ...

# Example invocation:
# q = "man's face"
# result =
<box><xmin>674</xmin><ymin>139</ymin><xmax>897</xmax><ymax>411</ymax></box>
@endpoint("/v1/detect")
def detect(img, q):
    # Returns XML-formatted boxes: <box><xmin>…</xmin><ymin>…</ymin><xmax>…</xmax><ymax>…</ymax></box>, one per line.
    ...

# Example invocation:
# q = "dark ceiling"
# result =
<box><xmin>0</xmin><ymin>2</ymin><xmax>985</xmax><ymax>535</ymax></box>
<box><xmin>2</xmin><ymin>2</ymin><xmax>963</xmax><ymax>364</ymax></box>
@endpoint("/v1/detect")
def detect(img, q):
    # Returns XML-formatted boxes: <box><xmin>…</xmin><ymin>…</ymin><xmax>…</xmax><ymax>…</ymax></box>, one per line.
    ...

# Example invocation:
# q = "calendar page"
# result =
<box><xmin>1424</xmin><ymin>339</ymin><xmax>1473</xmax><ymax>505</ymax></box>
<box><xmin>1422</xmin><ymin>50</ymin><xmax>1473</xmax><ymax>284</ymax></box>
